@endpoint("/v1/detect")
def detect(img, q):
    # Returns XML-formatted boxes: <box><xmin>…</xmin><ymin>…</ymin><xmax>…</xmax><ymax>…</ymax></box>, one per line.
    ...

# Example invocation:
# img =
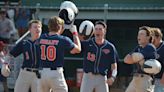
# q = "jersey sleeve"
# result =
<box><xmin>129</xmin><ymin>45</ymin><xmax>139</xmax><ymax>54</ymax></box>
<box><xmin>81</xmin><ymin>40</ymin><xmax>90</xmax><ymax>54</ymax></box>
<box><xmin>111</xmin><ymin>45</ymin><xmax>119</xmax><ymax>64</ymax></box>
<box><xmin>63</xmin><ymin>37</ymin><xmax>75</xmax><ymax>51</ymax></box>
<box><xmin>10</xmin><ymin>41</ymin><xmax>24</xmax><ymax>57</ymax></box>
<box><xmin>141</xmin><ymin>44</ymin><xmax>157</xmax><ymax>59</ymax></box>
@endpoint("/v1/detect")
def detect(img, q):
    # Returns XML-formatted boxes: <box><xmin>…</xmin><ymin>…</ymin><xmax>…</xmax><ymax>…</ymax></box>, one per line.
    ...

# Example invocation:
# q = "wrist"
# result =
<box><xmin>70</xmin><ymin>25</ymin><xmax>78</xmax><ymax>34</ymax></box>
<box><xmin>72</xmin><ymin>32</ymin><xmax>78</xmax><ymax>36</ymax></box>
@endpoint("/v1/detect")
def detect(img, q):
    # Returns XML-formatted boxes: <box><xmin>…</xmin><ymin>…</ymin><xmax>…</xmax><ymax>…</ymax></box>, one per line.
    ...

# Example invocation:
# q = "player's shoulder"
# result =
<box><xmin>157</xmin><ymin>41</ymin><xmax>164</xmax><ymax>50</ymax></box>
<box><xmin>59</xmin><ymin>35</ymin><xmax>72</xmax><ymax>41</ymax></box>
<box><xmin>18</xmin><ymin>39</ymin><xmax>28</xmax><ymax>45</ymax></box>
<box><xmin>105</xmin><ymin>40</ymin><xmax>116</xmax><ymax>48</ymax></box>
<box><xmin>84</xmin><ymin>37</ymin><xmax>95</xmax><ymax>45</ymax></box>
<box><xmin>160</xmin><ymin>41</ymin><xmax>164</xmax><ymax>48</ymax></box>
<box><xmin>40</xmin><ymin>33</ymin><xmax>48</xmax><ymax>38</ymax></box>
<box><xmin>145</xmin><ymin>43</ymin><xmax>156</xmax><ymax>49</ymax></box>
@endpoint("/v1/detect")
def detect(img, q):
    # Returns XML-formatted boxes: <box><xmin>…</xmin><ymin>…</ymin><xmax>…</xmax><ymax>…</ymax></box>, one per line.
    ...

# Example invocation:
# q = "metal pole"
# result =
<box><xmin>104</xmin><ymin>4</ymin><xmax>108</xmax><ymax>24</ymax></box>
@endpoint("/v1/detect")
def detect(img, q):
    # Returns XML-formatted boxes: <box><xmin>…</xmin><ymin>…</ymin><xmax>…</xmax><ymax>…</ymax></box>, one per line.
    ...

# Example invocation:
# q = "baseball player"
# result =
<box><xmin>151</xmin><ymin>28</ymin><xmax>164</xmax><ymax>92</ymax></box>
<box><xmin>9</xmin><ymin>20</ymin><xmax>42</xmax><ymax>92</ymax></box>
<box><xmin>80</xmin><ymin>21</ymin><xmax>118</xmax><ymax>92</ymax></box>
<box><xmin>36</xmin><ymin>16</ymin><xmax>81</xmax><ymax>92</ymax></box>
<box><xmin>124</xmin><ymin>26</ymin><xmax>157</xmax><ymax>92</ymax></box>
<box><xmin>0</xmin><ymin>41</ymin><xmax>9</xmax><ymax>92</ymax></box>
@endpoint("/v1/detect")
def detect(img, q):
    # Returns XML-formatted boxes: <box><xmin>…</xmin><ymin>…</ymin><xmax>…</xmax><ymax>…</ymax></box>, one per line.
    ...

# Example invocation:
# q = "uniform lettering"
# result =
<box><xmin>40</xmin><ymin>39</ymin><xmax>59</xmax><ymax>45</ymax></box>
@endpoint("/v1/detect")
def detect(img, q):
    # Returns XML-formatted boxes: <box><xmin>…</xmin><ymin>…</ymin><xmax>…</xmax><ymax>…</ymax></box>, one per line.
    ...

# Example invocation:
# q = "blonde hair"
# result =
<box><xmin>151</xmin><ymin>27</ymin><xmax>163</xmax><ymax>38</ymax></box>
<box><xmin>48</xmin><ymin>16</ymin><xmax>64</xmax><ymax>32</ymax></box>
<box><xmin>28</xmin><ymin>20</ymin><xmax>42</xmax><ymax>29</ymax></box>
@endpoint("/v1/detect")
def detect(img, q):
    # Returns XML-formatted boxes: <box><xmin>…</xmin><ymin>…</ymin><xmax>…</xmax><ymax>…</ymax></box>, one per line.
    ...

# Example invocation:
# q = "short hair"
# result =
<box><xmin>28</xmin><ymin>20</ymin><xmax>42</xmax><ymax>29</ymax></box>
<box><xmin>139</xmin><ymin>26</ymin><xmax>154</xmax><ymax>43</ymax></box>
<box><xmin>139</xmin><ymin>26</ymin><xmax>153</xmax><ymax>36</ymax></box>
<box><xmin>151</xmin><ymin>27</ymin><xmax>163</xmax><ymax>38</ymax></box>
<box><xmin>48</xmin><ymin>16</ymin><xmax>64</xmax><ymax>32</ymax></box>
<box><xmin>95</xmin><ymin>21</ymin><xmax>107</xmax><ymax>29</ymax></box>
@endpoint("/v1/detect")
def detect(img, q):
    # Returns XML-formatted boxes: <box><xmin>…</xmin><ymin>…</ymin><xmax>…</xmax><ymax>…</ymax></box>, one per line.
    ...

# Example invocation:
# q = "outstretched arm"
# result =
<box><xmin>69</xmin><ymin>25</ymin><xmax>81</xmax><ymax>54</ymax></box>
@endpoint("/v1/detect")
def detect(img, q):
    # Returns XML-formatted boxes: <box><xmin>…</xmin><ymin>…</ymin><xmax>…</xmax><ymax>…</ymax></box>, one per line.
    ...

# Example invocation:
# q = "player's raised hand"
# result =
<box><xmin>69</xmin><ymin>25</ymin><xmax>78</xmax><ymax>35</ymax></box>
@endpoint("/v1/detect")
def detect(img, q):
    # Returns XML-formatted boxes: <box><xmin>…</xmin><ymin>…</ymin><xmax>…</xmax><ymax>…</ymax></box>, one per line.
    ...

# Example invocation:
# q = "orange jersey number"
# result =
<box><xmin>40</xmin><ymin>45</ymin><xmax>56</xmax><ymax>61</ymax></box>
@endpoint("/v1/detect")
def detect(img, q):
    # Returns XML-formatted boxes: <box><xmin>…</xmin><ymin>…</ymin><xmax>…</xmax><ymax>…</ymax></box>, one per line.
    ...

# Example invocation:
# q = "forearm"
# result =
<box><xmin>111</xmin><ymin>63</ymin><xmax>117</xmax><ymax>79</ymax></box>
<box><xmin>70</xmin><ymin>25</ymin><xmax>81</xmax><ymax>54</ymax></box>
<box><xmin>73</xmin><ymin>34</ymin><xmax>81</xmax><ymax>53</ymax></box>
<box><xmin>106</xmin><ymin>63</ymin><xmax>117</xmax><ymax>85</ymax></box>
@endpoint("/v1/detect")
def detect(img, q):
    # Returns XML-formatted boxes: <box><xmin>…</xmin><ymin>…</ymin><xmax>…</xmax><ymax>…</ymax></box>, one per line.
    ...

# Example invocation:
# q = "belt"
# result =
<box><xmin>133</xmin><ymin>73</ymin><xmax>151</xmax><ymax>77</ymax></box>
<box><xmin>41</xmin><ymin>67</ymin><xmax>62</xmax><ymax>70</ymax></box>
<box><xmin>22</xmin><ymin>68</ymin><xmax>41</xmax><ymax>79</ymax></box>
<box><xmin>86</xmin><ymin>72</ymin><xmax>101</xmax><ymax>75</ymax></box>
<box><xmin>22</xmin><ymin>68</ymin><xmax>39</xmax><ymax>72</ymax></box>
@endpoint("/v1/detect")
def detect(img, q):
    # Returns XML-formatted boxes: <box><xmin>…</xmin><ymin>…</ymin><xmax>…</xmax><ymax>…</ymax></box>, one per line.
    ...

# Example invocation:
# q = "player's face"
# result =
<box><xmin>137</xmin><ymin>30</ymin><xmax>150</xmax><ymax>46</ymax></box>
<box><xmin>94</xmin><ymin>24</ymin><xmax>106</xmax><ymax>40</ymax></box>
<box><xmin>152</xmin><ymin>36</ymin><xmax>160</xmax><ymax>47</ymax></box>
<box><xmin>30</xmin><ymin>23</ymin><xmax>42</xmax><ymax>39</ymax></box>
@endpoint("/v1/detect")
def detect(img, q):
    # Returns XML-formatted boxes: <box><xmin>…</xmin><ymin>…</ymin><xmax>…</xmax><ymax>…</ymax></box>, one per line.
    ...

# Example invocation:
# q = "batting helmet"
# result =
<box><xmin>59</xmin><ymin>8</ymin><xmax>75</xmax><ymax>25</ymax></box>
<box><xmin>79</xmin><ymin>20</ymin><xmax>95</xmax><ymax>40</ymax></box>
<box><xmin>59</xmin><ymin>1</ymin><xmax>78</xmax><ymax>29</ymax></box>
<box><xmin>60</xmin><ymin>1</ymin><xmax>78</xmax><ymax>16</ymax></box>
<box><xmin>143</xmin><ymin>59</ymin><xmax>161</xmax><ymax>74</ymax></box>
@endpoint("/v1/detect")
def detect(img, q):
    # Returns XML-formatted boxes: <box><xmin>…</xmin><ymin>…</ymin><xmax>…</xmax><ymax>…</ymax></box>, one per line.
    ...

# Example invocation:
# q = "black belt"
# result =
<box><xmin>22</xmin><ymin>68</ymin><xmax>41</xmax><ymax>79</ymax></box>
<box><xmin>85</xmin><ymin>72</ymin><xmax>103</xmax><ymax>76</ymax></box>
<box><xmin>40</xmin><ymin>67</ymin><xmax>61</xmax><ymax>70</ymax></box>
<box><xmin>26</xmin><ymin>68</ymin><xmax>38</xmax><ymax>72</ymax></box>
<box><xmin>22</xmin><ymin>68</ymin><xmax>39</xmax><ymax>72</ymax></box>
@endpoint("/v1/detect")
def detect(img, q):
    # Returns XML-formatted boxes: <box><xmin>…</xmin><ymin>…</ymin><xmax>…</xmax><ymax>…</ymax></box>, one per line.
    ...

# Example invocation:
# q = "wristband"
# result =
<box><xmin>72</xmin><ymin>32</ymin><xmax>78</xmax><ymax>35</ymax></box>
<box><xmin>111</xmin><ymin>68</ymin><xmax>117</xmax><ymax>78</ymax></box>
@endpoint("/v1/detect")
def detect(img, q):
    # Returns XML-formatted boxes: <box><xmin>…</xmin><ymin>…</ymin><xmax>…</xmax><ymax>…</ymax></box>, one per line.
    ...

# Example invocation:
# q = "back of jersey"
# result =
<box><xmin>38</xmin><ymin>33</ymin><xmax>74</xmax><ymax>68</ymax></box>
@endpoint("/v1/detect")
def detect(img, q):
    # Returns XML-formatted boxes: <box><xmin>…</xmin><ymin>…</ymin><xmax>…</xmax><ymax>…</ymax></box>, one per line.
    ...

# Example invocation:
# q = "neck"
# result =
<box><xmin>31</xmin><ymin>36</ymin><xmax>37</xmax><ymax>41</ymax></box>
<box><xmin>140</xmin><ymin>42</ymin><xmax>149</xmax><ymax>48</ymax></box>
<box><xmin>95</xmin><ymin>38</ymin><xmax>105</xmax><ymax>45</ymax></box>
<box><xmin>49</xmin><ymin>31</ymin><xmax>59</xmax><ymax>35</ymax></box>
<box><xmin>155</xmin><ymin>40</ymin><xmax>163</xmax><ymax>48</ymax></box>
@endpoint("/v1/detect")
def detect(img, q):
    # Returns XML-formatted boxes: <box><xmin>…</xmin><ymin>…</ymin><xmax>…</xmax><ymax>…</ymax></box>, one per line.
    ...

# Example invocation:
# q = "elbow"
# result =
<box><xmin>70</xmin><ymin>48</ymin><xmax>81</xmax><ymax>54</ymax></box>
<box><xmin>124</xmin><ymin>59</ymin><xmax>134</xmax><ymax>64</ymax></box>
<box><xmin>77</xmin><ymin>48</ymin><xmax>81</xmax><ymax>53</ymax></box>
